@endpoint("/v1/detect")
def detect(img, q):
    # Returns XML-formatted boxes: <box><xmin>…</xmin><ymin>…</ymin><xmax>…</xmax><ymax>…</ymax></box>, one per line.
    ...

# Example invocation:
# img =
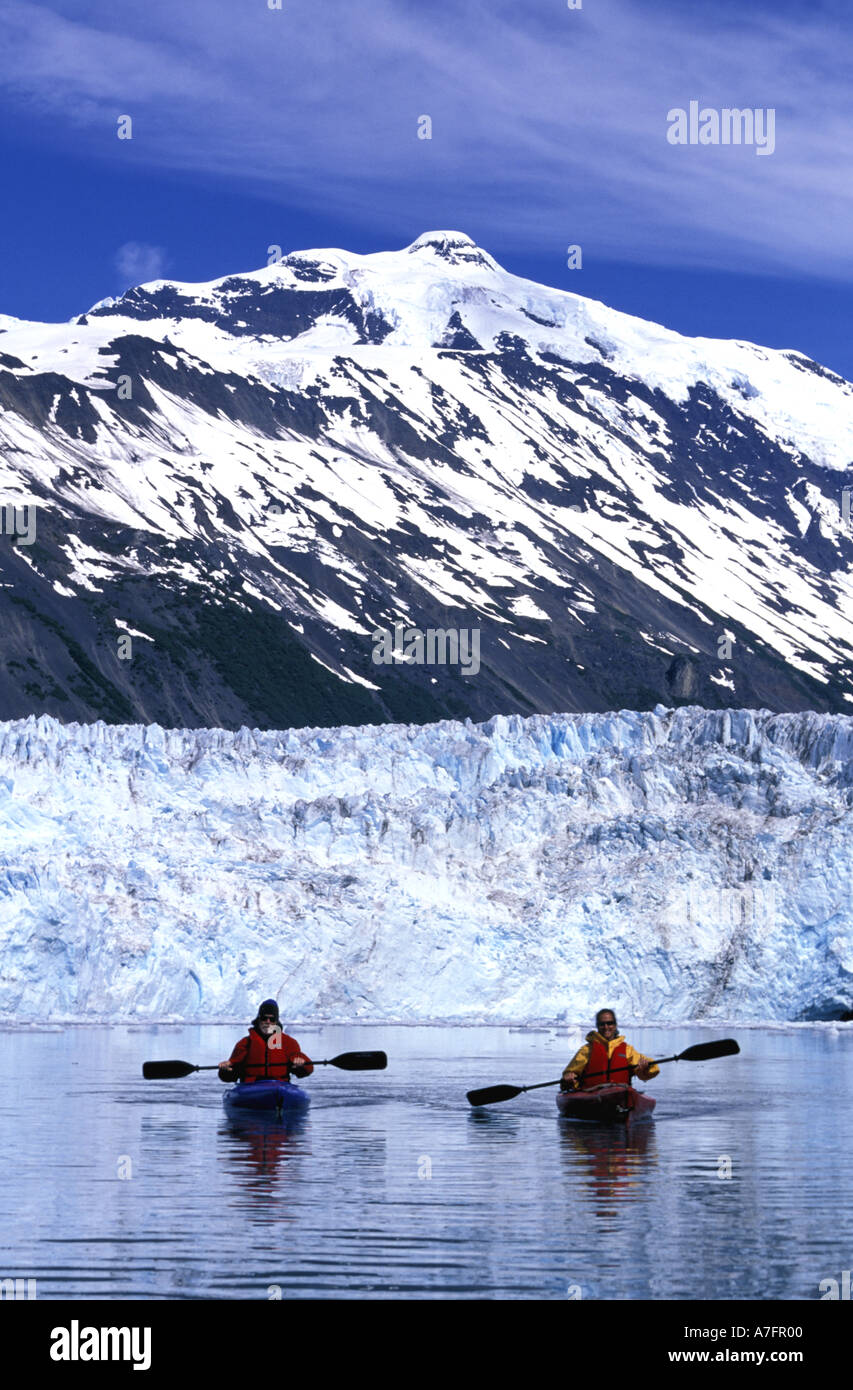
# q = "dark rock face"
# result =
<box><xmin>433</xmin><ymin>311</ymin><xmax>482</xmax><ymax>351</ymax></box>
<box><xmin>89</xmin><ymin>280</ymin><xmax>396</xmax><ymax>344</ymax></box>
<box><xmin>406</xmin><ymin>231</ymin><xmax>496</xmax><ymax>269</ymax></box>
<box><xmin>667</xmin><ymin>656</ymin><xmax>698</xmax><ymax>701</ymax></box>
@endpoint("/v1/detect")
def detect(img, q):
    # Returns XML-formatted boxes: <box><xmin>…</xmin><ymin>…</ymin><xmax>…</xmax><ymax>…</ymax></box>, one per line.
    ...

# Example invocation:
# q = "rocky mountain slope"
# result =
<box><xmin>1</xmin><ymin>231</ymin><xmax>853</xmax><ymax>727</ymax></box>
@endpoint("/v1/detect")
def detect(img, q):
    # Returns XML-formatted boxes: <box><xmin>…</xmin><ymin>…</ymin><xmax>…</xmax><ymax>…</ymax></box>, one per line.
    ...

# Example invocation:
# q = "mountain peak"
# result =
<box><xmin>405</xmin><ymin>230</ymin><xmax>497</xmax><ymax>269</ymax></box>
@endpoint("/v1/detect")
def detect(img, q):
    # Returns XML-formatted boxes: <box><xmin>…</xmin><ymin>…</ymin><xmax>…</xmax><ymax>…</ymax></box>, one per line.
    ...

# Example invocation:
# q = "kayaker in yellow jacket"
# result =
<box><xmin>561</xmin><ymin>1009</ymin><xmax>659</xmax><ymax>1091</ymax></box>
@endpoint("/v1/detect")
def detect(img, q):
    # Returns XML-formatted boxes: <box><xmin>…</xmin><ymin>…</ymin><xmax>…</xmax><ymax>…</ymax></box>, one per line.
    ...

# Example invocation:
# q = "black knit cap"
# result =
<box><xmin>253</xmin><ymin>998</ymin><xmax>280</xmax><ymax>1026</ymax></box>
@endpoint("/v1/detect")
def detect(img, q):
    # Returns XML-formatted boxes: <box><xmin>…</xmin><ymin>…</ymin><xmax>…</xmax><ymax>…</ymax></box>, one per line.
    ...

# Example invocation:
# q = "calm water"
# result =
<box><xmin>0</xmin><ymin>1023</ymin><xmax>850</xmax><ymax>1300</ymax></box>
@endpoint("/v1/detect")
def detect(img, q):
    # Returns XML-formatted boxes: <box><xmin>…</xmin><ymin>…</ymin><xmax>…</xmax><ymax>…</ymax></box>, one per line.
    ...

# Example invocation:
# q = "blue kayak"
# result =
<box><xmin>223</xmin><ymin>1080</ymin><xmax>310</xmax><ymax>1115</ymax></box>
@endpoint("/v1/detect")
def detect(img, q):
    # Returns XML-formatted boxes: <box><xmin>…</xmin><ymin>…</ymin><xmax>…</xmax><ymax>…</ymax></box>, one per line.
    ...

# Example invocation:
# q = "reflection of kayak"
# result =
<box><xmin>556</xmin><ymin>1084</ymin><xmax>656</xmax><ymax>1123</ymax></box>
<box><xmin>223</xmin><ymin>1081</ymin><xmax>310</xmax><ymax>1115</ymax></box>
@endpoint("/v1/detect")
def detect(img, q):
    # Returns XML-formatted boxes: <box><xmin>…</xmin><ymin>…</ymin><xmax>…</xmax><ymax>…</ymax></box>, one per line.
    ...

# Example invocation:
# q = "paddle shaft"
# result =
<box><xmin>529</xmin><ymin>1050</ymin><xmax>709</xmax><ymax>1092</ymax></box>
<box><xmin>187</xmin><ymin>1058</ymin><xmax>339</xmax><ymax>1073</ymax></box>
<box><xmin>573</xmin><ymin>1042</ymin><xmax>738</xmax><ymax>1084</ymax></box>
<box><xmin>217</xmin><ymin>1056</ymin><xmax>374</xmax><ymax>1076</ymax></box>
<box><xmin>466</xmin><ymin>1038</ymin><xmax>739</xmax><ymax>1106</ymax></box>
<box><xmin>142</xmin><ymin>1050</ymin><xmax>387</xmax><ymax>1079</ymax></box>
<box><xmin>511</xmin><ymin>1054</ymin><xmax>675</xmax><ymax>1096</ymax></box>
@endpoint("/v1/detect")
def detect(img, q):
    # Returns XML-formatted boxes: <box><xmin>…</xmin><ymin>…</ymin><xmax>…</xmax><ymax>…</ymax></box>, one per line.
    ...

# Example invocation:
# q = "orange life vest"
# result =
<box><xmin>233</xmin><ymin>1026</ymin><xmax>307</xmax><ymax>1082</ymax></box>
<box><xmin>581</xmin><ymin>1036</ymin><xmax>632</xmax><ymax>1089</ymax></box>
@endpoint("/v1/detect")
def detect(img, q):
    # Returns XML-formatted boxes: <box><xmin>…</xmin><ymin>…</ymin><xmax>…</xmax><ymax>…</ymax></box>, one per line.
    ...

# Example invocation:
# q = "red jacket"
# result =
<box><xmin>227</xmin><ymin>1026</ymin><xmax>313</xmax><ymax>1082</ymax></box>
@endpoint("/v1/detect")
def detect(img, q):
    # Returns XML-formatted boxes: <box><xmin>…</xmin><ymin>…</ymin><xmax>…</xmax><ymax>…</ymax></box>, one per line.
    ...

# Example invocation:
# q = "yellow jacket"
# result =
<box><xmin>561</xmin><ymin>1031</ymin><xmax>660</xmax><ymax>1085</ymax></box>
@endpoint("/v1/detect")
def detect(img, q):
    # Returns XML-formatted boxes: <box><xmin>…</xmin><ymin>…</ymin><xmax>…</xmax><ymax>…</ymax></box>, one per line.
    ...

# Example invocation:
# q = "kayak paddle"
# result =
<box><xmin>142</xmin><ymin>1050</ymin><xmax>387</xmax><ymax>1079</ymax></box>
<box><xmin>466</xmin><ymin>1038</ymin><xmax>740</xmax><ymax>1107</ymax></box>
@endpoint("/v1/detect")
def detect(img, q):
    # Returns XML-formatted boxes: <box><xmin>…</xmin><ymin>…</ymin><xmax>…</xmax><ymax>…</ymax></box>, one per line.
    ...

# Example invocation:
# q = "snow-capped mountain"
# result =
<box><xmin>1</xmin><ymin>706</ymin><xmax>850</xmax><ymax>1022</ymax></box>
<box><xmin>1</xmin><ymin>230</ymin><xmax>853</xmax><ymax>728</ymax></box>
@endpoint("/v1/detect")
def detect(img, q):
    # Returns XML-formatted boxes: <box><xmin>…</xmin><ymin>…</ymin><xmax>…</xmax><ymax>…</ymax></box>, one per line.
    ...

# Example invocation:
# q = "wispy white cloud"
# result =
<box><xmin>1</xmin><ymin>0</ymin><xmax>851</xmax><ymax>278</ymax></box>
<box><xmin>113</xmin><ymin>242</ymin><xmax>167</xmax><ymax>288</ymax></box>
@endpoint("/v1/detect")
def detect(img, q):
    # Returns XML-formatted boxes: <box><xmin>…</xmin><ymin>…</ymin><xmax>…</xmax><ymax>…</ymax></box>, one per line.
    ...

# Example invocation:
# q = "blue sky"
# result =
<box><xmin>1</xmin><ymin>0</ymin><xmax>852</xmax><ymax>375</ymax></box>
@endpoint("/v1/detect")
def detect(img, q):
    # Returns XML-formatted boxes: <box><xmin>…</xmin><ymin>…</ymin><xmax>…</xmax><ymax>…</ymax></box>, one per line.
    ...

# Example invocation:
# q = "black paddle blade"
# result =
<box><xmin>142</xmin><ymin>1060</ymin><xmax>197</xmax><ymax>1079</ymax></box>
<box><xmin>466</xmin><ymin>1084</ymin><xmax>523</xmax><ymax>1107</ymax></box>
<box><xmin>327</xmin><ymin>1051</ymin><xmax>387</xmax><ymax>1071</ymax></box>
<box><xmin>678</xmin><ymin>1039</ymin><xmax>740</xmax><ymax>1063</ymax></box>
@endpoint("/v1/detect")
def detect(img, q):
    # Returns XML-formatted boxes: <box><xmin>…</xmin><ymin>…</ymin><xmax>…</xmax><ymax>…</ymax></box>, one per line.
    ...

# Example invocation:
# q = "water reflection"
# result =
<box><xmin>2</xmin><ymin>1025</ymin><xmax>851</xmax><ymax>1299</ymax></box>
<box><xmin>466</xmin><ymin>1108</ymin><xmax>521</xmax><ymax>1132</ymax></box>
<box><xmin>558</xmin><ymin>1120</ymin><xmax>658</xmax><ymax>1217</ymax></box>
<box><xmin>219</xmin><ymin>1111</ymin><xmax>310</xmax><ymax>1181</ymax></box>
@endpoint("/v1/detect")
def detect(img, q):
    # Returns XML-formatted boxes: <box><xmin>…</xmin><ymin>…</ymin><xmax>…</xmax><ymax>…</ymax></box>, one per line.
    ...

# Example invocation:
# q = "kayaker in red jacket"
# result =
<box><xmin>560</xmin><ymin>1009</ymin><xmax>659</xmax><ymax>1091</ymax></box>
<box><xmin>218</xmin><ymin>999</ymin><xmax>313</xmax><ymax>1084</ymax></box>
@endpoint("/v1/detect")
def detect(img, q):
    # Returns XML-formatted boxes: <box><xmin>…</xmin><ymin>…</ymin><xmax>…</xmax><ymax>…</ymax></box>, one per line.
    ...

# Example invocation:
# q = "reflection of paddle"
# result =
<box><xmin>466</xmin><ymin>1038</ymin><xmax>740</xmax><ymax>1107</ymax></box>
<box><xmin>143</xmin><ymin>1051</ymin><xmax>388</xmax><ymax>1079</ymax></box>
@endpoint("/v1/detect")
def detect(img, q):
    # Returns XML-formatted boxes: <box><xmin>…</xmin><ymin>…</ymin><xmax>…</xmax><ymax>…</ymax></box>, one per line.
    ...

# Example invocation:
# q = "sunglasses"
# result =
<box><xmin>599</xmin><ymin>1020</ymin><xmax>617</xmax><ymax>1027</ymax></box>
<box><xmin>259</xmin><ymin>1015</ymin><xmax>277</xmax><ymax>1022</ymax></box>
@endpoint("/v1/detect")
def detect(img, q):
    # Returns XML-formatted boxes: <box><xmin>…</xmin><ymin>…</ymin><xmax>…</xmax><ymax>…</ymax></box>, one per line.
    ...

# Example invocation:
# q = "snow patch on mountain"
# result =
<box><xmin>3</xmin><ymin>232</ymin><xmax>853</xmax><ymax>467</ymax></box>
<box><xmin>3</xmin><ymin>229</ymin><xmax>853</xmax><ymax>727</ymax></box>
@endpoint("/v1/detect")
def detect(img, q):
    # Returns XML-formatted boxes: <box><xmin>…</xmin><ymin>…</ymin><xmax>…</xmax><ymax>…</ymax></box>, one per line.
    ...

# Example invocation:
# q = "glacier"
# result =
<box><xmin>1</xmin><ymin>705</ymin><xmax>851</xmax><ymax>1024</ymax></box>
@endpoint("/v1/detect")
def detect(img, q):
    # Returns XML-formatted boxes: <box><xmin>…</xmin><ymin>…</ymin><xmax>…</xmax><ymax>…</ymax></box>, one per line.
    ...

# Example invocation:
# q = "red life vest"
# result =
<box><xmin>581</xmin><ymin>1036</ymin><xmax>632</xmax><ymax>1089</ymax></box>
<box><xmin>233</xmin><ymin>1026</ymin><xmax>306</xmax><ymax>1082</ymax></box>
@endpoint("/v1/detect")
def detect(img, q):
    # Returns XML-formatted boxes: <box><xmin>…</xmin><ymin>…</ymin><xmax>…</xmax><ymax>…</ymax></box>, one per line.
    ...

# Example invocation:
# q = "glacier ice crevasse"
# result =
<box><xmin>0</xmin><ymin>705</ymin><xmax>851</xmax><ymax>1022</ymax></box>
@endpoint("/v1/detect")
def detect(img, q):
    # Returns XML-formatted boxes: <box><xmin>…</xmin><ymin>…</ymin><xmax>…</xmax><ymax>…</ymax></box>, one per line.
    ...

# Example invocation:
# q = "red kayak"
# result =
<box><xmin>556</xmin><ymin>1083</ymin><xmax>656</xmax><ymax>1123</ymax></box>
